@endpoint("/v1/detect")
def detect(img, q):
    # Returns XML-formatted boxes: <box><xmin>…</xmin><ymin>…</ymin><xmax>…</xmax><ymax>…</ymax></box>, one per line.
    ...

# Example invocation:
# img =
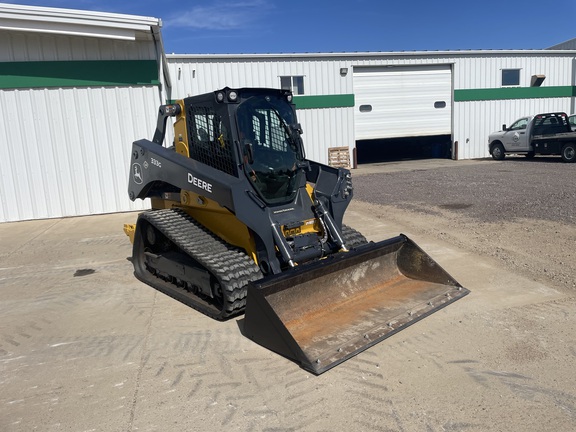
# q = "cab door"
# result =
<box><xmin>502</xmin><ymin>117</ymin><xmax>530</xmax><ymax>151</ymax></box>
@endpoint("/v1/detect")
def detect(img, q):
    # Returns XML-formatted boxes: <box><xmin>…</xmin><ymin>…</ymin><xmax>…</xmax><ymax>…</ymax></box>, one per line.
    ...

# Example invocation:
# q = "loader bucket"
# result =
<box><xmin>243</xmin><ymin>234</ymin><xmax>469</xmax><ymax>374</ymax></box>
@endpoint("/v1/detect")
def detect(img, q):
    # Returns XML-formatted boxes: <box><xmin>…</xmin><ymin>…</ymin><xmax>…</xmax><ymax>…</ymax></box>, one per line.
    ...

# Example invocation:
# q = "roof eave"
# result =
<box><xmin>0</xmin><ymin>2</ymin><xmax>160</xmax><ymax>40</ymax></box>
<box><xmin>167</xmin><ymin>49</ymin><xmax>576</xmax><ymax>60</ymax></box>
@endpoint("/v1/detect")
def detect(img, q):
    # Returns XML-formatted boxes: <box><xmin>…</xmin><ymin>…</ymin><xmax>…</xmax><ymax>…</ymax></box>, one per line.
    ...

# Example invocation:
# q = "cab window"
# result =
<box><xmin>509</xmin><ymin>118</ymin><xmax>528</xmax><ymax>131</ymax></box>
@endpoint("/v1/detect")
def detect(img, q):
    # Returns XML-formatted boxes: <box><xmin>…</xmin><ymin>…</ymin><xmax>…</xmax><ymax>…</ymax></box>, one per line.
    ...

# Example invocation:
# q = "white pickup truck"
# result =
<box><xmin>488</xmin><ymin>112</ymin><xmax>576</xmax><ymax>162</ymax></box>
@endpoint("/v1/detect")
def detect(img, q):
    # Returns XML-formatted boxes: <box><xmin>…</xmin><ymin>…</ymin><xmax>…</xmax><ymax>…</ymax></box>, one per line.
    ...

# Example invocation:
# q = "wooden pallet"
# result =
<box><xmin>328</xmin><ymin>146</ymin><xmax>350</xmax><ymax>169</ymax></box>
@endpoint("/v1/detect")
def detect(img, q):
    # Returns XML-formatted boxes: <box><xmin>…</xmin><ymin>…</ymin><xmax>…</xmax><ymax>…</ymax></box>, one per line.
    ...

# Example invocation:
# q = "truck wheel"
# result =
<box><xmin>491</xmin><ymin>143</ymin><xmax>505</xmax><ymax>160</ymax></box>
<box><xmin>561</xmin><ymin>143</ymin><xmax>576</xmax><ymax>163</ymax></box>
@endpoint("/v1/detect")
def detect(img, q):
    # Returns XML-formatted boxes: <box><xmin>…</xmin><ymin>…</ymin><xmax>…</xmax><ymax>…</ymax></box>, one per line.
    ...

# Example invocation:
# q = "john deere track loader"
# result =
<box><xmin>125</xmin><ymin>87</ymin><xmax>469</xmax><ymax>374</ymax></box>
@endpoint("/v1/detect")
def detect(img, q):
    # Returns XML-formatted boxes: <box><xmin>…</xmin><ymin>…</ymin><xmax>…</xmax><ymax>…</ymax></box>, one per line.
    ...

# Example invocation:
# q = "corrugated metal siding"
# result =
<box><xmin>168</xmin><ymin>52</ymin><xmax>575</xmax><ymax>162</ymax></box>
<box><xmin>0</xmin><ymin>86</ymin><xmax>157</xmax><ymax>222</ymax></box>
<box><xmin>167</xmin><ymin>57</ymin><xmax>354</xmax><ymax>165</ymax></box>
<box><xmin>296</xmin><ymin>108</ymin><xmax>355</xmax><ymax>164</ymax></box>
<box><xmin>0</xmin><ymin>30</ymin><xmax>157</xmax><ymax>61</ymax></box>
<box><xmin>451</xmin><ymin>54</ymin><xmax>574</xmax><ymax>159</ymax></box>
<box><xmin>346</xmin><ymin>52</ymin><xmax>574</xmax><ymax>89</ymax></box>
<box><xmin>453</xmin><ymin>54</ymin><xmax>574</xmax><ymax>88</ymax></box>
<box><xmin>0</xmin><ymin>28</ymin><xmax>161</xmax><ymax>222</ymax></box>
<box><xmin>2</xmin><ymin>43</ymin><xmax>574</xmax><ymax>222</ymax></box>
<box><xmin>453</xmin><ymin>98</ymin><xmax>573</xmax><ymax>160</ymax></box>
<box><xmin>450</xmin><ymin>54</ymin><xmax>574</xmax><ymax>158</ymax></box>
<box><xmin>168</xmin><ymin>57</ymin><xmax>353</xmax><ymax>98</ymax></box>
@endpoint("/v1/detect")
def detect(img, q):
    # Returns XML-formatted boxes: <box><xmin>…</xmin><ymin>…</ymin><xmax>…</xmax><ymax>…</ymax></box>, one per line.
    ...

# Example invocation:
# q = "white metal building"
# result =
<box><xmin>1</xmin><ymin>3</ymin><xmax>576</xmax><ymax>222</ymax></box>
<box><xmin>0</xmin><ymin>3</ymin><xmax>170</xmax><ymax>222</ymax></box>
<box><xmin>167</xmin><ymin>51</ymin><xmax>576</xmax><ymax>164</ymax></box>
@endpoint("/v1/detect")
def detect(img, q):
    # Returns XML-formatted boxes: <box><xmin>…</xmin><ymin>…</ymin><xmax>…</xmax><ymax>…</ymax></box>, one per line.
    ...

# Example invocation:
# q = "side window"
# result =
<box><xmin>194</xmin><ymin>113</ymin><xmax>215</xmax><ymax>142</ymax></box>
<box><xmin>502</xmin><ymin>69</ymin><xmax>520</xmax><ymax>86</ymax></box>
<box><xmin>509</xmin><ymin>118</ymin><xmax>528</xmax><ymax>131</ymax></box>
<box><xmin>185</xmin><ymin>105</ymin><xmax>237</xmax><ymax>176</ymax></box>
<box><xmin>280</xmin><ymin>76</ymin><xmax>305</xmax><ymax>95</ymax></box>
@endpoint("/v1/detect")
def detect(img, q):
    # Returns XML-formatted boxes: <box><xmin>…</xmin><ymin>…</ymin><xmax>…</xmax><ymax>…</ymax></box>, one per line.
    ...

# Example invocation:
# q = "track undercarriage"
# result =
<box><xmin>132</xmin><ymin>208</ymin><xmax>263</xmax><ymax>319</ymax></box>
<box><xmin>131</xmin><ymin>208</ymin><xmax>369</xmax><ymax>320</ymax></box>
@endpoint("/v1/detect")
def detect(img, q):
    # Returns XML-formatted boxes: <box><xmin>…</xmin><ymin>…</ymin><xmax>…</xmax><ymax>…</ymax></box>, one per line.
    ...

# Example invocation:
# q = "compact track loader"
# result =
<box><xmin>125</xmin><ymin>87</ymin><xmax>469</xmax><ymax>374</ymax></box>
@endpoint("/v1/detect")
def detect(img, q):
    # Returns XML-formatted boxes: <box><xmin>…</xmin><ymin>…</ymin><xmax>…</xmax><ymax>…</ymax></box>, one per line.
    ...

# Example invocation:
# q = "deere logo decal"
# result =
<box><xmin>188</xmin><ymin>173</ymin><xmax>213</xmax><ymax>193</ymax></box>
<box><xmin>132</xmin><ymin>163</ymin><xmax>143</xmax><ymax>185</ymax></box>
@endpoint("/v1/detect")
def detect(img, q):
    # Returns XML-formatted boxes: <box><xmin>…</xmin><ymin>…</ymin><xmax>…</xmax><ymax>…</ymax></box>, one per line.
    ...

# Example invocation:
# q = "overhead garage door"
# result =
<box><xmin>353</xmin><ymin>65</ymin><xmax>452</xmax><ymax>140</ymax></box>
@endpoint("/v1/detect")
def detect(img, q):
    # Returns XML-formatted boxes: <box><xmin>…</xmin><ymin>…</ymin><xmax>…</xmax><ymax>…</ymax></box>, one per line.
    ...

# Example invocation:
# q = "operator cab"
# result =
<box><xmin>232</xmin><ymin>89</ymin><xmax>306</xmax><ymax>205</ymax></box>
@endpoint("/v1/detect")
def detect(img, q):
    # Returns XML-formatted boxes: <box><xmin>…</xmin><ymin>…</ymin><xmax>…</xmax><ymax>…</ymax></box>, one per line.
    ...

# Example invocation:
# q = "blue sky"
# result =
<box><xmin>5</xmin><ymin>0</ymin><xmax>576</xmax><ymax>54</ymax></box>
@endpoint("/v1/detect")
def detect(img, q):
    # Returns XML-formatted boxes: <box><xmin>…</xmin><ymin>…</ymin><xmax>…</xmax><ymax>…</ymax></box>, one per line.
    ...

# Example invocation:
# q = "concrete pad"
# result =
<box><xmin>1</xmin><ymin>208</ymin><xmax>575</xmax><ymax>431</ymax></box>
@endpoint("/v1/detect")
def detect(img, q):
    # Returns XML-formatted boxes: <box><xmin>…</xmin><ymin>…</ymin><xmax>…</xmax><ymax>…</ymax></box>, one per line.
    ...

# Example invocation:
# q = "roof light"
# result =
<box><xmin>216</xmin><ymin>91</ymin><xmax>225</xmax><ymax>103</ymax></box>
<box><xmin>228</xmin><ymin>90</ymin><xmax>238</xmax><ymax>102</ymax></box>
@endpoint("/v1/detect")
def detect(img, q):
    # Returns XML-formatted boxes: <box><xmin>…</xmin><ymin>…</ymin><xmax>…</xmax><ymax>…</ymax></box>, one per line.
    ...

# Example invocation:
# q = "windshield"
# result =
<box><xmin>237</xmin><ymin>95</ymin><xmax>304</xmax><ymax>204</ymax></box>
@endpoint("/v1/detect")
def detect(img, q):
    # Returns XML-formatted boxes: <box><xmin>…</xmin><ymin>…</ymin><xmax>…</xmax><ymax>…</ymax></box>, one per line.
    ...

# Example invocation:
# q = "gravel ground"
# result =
<box><xmin>352</xmin><ymin>157</ymin><xmax>576</xmax><ymax>292</ymax></box>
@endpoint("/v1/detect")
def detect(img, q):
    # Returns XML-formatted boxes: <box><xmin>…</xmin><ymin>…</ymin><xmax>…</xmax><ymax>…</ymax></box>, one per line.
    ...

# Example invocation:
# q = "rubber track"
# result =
<box><xmin>138</xmin><ymin>208</ymin><xmax>263</xmax><ymax>320</ymax></box>
<box><xmin>341</xmin><ymin>224</ymin><xmax>368</xmax><ymax>249</ymax></box>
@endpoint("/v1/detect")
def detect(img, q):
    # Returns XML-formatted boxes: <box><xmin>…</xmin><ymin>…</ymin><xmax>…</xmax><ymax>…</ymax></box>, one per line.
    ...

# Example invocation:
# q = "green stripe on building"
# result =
<box><xmin>292</xmin><ymin>94</ymin><xmax>355</xmax><ymax>109</ymax></box>
<box><xmin>0</xmin><ymin>60</ymin><xmax>159</xmax><ymax>89</ymax></box>
<box><xmin>165</xmin><ymin>93</ymin><xmax>356</xmax><ymax>108</ymax></box>
<box><xmin>454</xmin><ymin>86</ymin><xmax>576</xmax><ymax>102</ymax></box>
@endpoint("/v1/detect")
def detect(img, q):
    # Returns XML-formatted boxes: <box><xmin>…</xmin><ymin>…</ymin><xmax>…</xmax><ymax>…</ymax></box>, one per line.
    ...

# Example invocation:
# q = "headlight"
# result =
<box><xmin>228</xmin><ymin>90</ymin><xmax>238</xmax><ymax>102</ymax></box>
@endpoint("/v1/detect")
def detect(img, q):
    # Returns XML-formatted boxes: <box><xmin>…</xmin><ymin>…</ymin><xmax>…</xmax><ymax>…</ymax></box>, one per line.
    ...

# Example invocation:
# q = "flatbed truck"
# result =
<box><xmin>488</xmin><ymin>112</ymin><xmax>576</xmax><ymax>162</ymax></box>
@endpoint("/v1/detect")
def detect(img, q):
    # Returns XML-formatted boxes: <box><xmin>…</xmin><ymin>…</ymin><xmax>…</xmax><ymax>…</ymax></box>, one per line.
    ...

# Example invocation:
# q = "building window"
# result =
<box><xmin>280</xmin><ymin>76</ymin><xmax>305</xmax><ymax>95</ymax></box>
<box><xmin>502</xmin><ymin>69</ymin><xmax>520</xmax><ymax>86</ymax></box>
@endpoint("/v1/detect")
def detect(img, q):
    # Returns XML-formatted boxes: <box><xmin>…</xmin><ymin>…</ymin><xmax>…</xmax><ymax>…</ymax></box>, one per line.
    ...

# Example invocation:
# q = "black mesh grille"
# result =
<box><xmin>186</xmin><ymin>105</ymin><xmax>237</xmax><ymax>176</ymax></box>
